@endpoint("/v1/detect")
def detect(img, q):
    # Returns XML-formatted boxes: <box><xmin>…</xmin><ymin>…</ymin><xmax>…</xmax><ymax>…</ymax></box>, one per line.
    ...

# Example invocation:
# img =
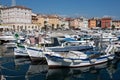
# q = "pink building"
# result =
<box><xmin>70</xmin><ymin>18</ymin><xmax>80</xmax><ymax>29</ymax></box>
<box><xmin>101</xmin><ymin>17</ymin><xmax>112</xmax><ymax>28</ymax></box>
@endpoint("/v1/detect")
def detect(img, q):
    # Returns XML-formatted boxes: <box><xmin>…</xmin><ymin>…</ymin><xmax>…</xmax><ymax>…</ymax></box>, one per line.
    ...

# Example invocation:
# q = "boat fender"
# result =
<box><xmin>63</xmin><ymin>58</ymin><xmax>72</xmax><ymax>62</ymax></box>
<box><xmin>90</xmin><ymin>59</ymin><xmax>96</xmax><ymax>63</ymax></box>
<box><xmin>107</xmin><ymin>56</ymin><xmax>113</xmax><ymax>60</ymax></box>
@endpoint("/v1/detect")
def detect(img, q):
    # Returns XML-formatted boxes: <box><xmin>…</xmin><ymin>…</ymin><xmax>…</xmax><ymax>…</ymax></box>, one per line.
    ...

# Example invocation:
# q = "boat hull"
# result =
<box><xmin>27</xmin><ymin>47</ymin><xmax>45</xmax><ymax>61</ymax></box>
<box><xmin>14</xmin><ymin>47</ymin><xmax>29</xmax><ymax>58</ymax></box>
<box><xmin>45</xmin><ymin>54</ymin><xmax>114</xmax><ymax>68</ymax></box>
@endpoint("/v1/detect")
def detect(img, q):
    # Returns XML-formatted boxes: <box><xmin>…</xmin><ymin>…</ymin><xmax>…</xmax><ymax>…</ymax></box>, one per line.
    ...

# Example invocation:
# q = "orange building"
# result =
<box><xmin>47</xmin><ymin>15</ymin><xmax>60</xmax><ymax>29</ymax></box>
<box><xmin>31</xmin><ymin>14</ymin><xmax>47</xmax><ymax>28</ymax></box>
<box><xmin>32</xmin><ymin>14</ymin><xmax>60</xmax><ymax>29</ymax></box>
<box><xmin>101</xmin><ymin>17</ymin><xmax>112</xmax><ymax>28</ymax></box>
<box><xmin>37</xmin><ymin>15</ymin><xmax>47</xmax><ymax>28</ymax></box>
<box><xmin>88</xmin><ymin>19</ymin><xmax>96</xmax><ymax>28</ymax></box>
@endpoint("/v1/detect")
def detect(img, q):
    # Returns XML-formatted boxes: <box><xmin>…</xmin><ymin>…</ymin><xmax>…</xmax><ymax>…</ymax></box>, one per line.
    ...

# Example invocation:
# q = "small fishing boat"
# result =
<box><xmin>26</xmin><ymin>46</ymin><xmax>45</xmax><ymax>62</ymax></box>
<box><xmin>44</xmin><ymin>44</ymin><xmax>116</xmax><ymax>68</ymax></box>
<box><xmin>25</xmin><ymin>37</ymin><xmax>94</xmax><ymax>62</ymax></box>
<box><xmin>14</xmin><ymin>43</ymin><xmax>29</xmax><ymax>58</ymax></box>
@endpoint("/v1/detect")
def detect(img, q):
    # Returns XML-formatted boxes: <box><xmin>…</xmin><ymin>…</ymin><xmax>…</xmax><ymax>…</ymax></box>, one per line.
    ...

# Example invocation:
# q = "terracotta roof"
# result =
<box><xmin>65</xmin><ymin>18</ymin><xmax>73</xmax><ymax>21</ymax></box>
<box><xmin>47</xmin><ymin>15</ymin><xmax>59</xmax><ymax>18</ymax></box>
<box><xmin>102</xmin><ymin>17</ymin><xmax>112</xmax><ymax>20</ymax></box>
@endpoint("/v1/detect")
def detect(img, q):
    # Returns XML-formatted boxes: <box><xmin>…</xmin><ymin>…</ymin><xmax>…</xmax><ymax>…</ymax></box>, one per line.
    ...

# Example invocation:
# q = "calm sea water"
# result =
<box><xmin>0</xmin><ymin>45</ymin><xmax>120</xmax><ymax>80</ymax></box>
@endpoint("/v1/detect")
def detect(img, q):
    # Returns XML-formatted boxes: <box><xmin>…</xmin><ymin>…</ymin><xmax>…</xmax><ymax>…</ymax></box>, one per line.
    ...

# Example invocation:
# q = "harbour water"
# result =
<box><xmin>0</xmin><ymin>45</ymin><xmax>120</xmax><ymax>80</ymax></box>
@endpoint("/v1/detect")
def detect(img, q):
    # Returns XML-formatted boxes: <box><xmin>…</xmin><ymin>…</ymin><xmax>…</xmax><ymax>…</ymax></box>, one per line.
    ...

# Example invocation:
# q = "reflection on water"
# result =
<box><xmin>0</xmin><ymin>45</ymin><xmax>120</xmax><ymax>80</ymax></box>
<box><xmin>46</xmin><ymin>63</ymin><xmax>109</xmax><ymax>80</ymax></box>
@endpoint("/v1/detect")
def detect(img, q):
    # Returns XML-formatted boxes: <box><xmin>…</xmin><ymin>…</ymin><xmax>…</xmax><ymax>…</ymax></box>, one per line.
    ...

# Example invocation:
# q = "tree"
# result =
<box><xmin>111</xmin><ymin>25</ymin><xmax>115</xmax><ymax>30</ymax></box>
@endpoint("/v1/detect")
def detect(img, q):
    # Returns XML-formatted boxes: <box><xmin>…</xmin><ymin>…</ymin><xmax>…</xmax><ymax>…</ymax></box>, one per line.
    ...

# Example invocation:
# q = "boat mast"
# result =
<box><xmin>11</xmin><ymin>0</ymin><xmax>16</xmax><ymax>6</ymax></box>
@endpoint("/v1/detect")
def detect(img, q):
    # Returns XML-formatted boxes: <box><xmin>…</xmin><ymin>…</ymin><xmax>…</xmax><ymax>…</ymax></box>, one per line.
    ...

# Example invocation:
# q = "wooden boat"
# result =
<box><xmin>44</xmin><ymin>44</ymin><xmax>116</xmax><ymax>68</ymax></box>
<box><xmin>25</xmin><ymin>37</ymin><xmax>94</xmax><ymax>61</ymax></box>
<box><xmin>26</xmin><ymin>46</ymin><xmax>45</xmax><ymax>62</ymax></box>
<box><xmin>14</xmin><ymin>44</ymin><xmax>29</xmax><ymax>58</ymax></box>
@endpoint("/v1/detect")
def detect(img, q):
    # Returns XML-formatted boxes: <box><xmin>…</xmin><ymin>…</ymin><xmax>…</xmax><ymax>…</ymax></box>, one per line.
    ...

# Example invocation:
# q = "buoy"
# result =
<box><xmin>108</xmin><ymin>56</ymin><xmax>113</xmax><ymax>60</ymax></box>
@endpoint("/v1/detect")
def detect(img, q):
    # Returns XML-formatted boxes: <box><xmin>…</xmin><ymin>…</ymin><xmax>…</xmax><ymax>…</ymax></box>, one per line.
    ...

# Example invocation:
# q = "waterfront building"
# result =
<box><xmin>1</xmin><ymin>6</ymin><xmax>39</xmax><ymax>31</ymax></box>
<box><xmin>32</xmin><ymin>14</ymin><xmax>48</xmax><ymax>28</ymax></box>
<box><xmin>88</xmin><ymin>18</ymin><xmax>96</xmax><ymax>28</ymax></box>
<box><xmin>112</xmin><ymin>20</ymin><xmax>120</xmax><ymax>29</ymax></box>
<box><xmin>32</xmin><ymin>14</ymin><xmax>61</xmax><ymax>30</ymax></box>
<box><xmin>70</xmin><ymin>18</ymin><xmax>80</xmax><ymax>29</ymax></box>
<box><xmin>1</xmin><ymin>6</ymin><xmax>32</xmax><ymax>24</ymax></box>
<box><xmin>59</xmin><ymin>18</ymin><xmax>69</xmax><ymax>30</ymax></box>
<box><xmin>0</xmin><ymin>5</ymin><xmax>7</xmax><ymax>25</ymax></box>
<box><xmin>0</xmin><ymin>5</ymin><xmax>3</xmax><ymax>25</ymax></box>
<box><xmin>101</xmin><ymin>17</ymin><xmax>112</xmax><ymax>29</ymax></box>
<box><xmin>32</xmin><ymin>13</ymin><xmax>38</xmax><ymax>24</ymax></box>
<box><xmin>77</xmin><ymin>17</ymin><xmax>88</xmax><ymax>29</ymax></box>
<box><xmin>47</xmin><ymin>15</ymin><xmax>60</xmax><ymax>29</ymax></box>
<box><xmin>65</xmin><ymin>18</ymin><xmax>72</xmax><ymax>29</ymax></box>
<box><xmin>79</xmin><ymin>18</ymin><xmax>83</xmax><ymax>28</ymax></box>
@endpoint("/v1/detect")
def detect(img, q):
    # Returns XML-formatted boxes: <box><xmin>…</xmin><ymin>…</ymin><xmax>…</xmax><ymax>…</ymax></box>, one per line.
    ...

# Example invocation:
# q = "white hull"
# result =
<box><xmin>0</xmin><ymin>36</ymin><xmax>16</xmax><ymax>41</ymax></box>
<box><xmin>26</xmin><ymin>47</ymin><xmax>45</xmax><ymax>61</ymax></box>
<box><xmin>14</xmin><ymin>47</ymin><xmax>29</xmax><ymax>57</ymax></box>
<box><xmin>4</xmin><ymin>42</ymin><xmax>16</xmax><ymax>48</ymax></box>
<box><xmin>102</xmin><ymin>38</ymin><xmax>118</xmax><ymax>42</ymax></box>
<box><xmin>45</xmin><ymin>53</ymin><xmax>114</xmax><ymax>68</ymax></box>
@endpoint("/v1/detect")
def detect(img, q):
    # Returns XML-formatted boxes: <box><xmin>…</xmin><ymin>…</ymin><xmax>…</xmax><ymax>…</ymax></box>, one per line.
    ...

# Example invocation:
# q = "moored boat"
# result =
<box><xmin>44</xmin><ymin>44</ymin><xmax>116</xmax><ymax>68</ymax></box>
<box><xmin>14</xmin><ymin>43</ymin><xmax>29</xmax><ymax>58</ymax></box>
<box><xmin>26</xmin><ymin>46</ymin><xmax>45</xmax><ymax>62</ymax></box>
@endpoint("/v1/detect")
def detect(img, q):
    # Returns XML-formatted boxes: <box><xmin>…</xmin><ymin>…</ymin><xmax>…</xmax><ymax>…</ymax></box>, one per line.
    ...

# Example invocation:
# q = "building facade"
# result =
<box><xmin>47</xmin><ymin>15</ymin><xmax>60</xmax><ymax>29</ymax></box>
<box><xmin>78</xmin><ymin>17</ymin><xmax>88</xmax><ymax>29</ymax></box>
<box><xmin>59</xmin><ymin>18</ymin><xmax>69</xmax><ymax>29</ymax></box>
<box><xmin>1</xmin><ymin>6</ymin><xmax>41</xmax><ymax>31</ymax></box>
<box><xmin>1</xmin><ymin>6</ymin><xmax>32</xmax><ymax>24</ymax></box>
<box><xmin>112</xmin><ymin>20</ymin><xmax>120</xmax><ymax>29</ymax></box>
<box><xmin>88</xmin><ymin>19</ymin><xmax>96</xmax><ymax>28</ymax></box>
<box><xmin>101</xmin><ymin>17</ymin><xmax>112</xmax><ymax>28</ymax></box>
<box><xmin>82</xmin><ymin>17</ymin><xmax>88</xmax><ymax>28</ymax></box>
<box><xmin>70</xmin><ymin>18</ymin><xmax>80</xmax><ymax>29</ymax></box>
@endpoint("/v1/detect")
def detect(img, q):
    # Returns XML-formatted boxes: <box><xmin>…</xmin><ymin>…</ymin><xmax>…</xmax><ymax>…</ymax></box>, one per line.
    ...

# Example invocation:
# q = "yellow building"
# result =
<box><xmin>32</xmin><ymin>14</ymin><xmax>60</xmax><ymax>29</ymax></box>
<box><xmin>37</xmin><ymin>15</ymin><xmax>47</xmax><ymax>28</ymax></box>
<box><xmin>47</xmin><ymin>15</ymin><xmax>60</xmax><ymax>29</ymax></box>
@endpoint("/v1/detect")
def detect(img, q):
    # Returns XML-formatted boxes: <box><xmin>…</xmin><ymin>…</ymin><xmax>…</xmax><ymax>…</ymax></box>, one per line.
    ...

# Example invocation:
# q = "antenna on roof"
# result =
<box><xmin>11</xmin><ymin>0</ymin><xmax>16</xmax><ymax>6</ymax></box>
